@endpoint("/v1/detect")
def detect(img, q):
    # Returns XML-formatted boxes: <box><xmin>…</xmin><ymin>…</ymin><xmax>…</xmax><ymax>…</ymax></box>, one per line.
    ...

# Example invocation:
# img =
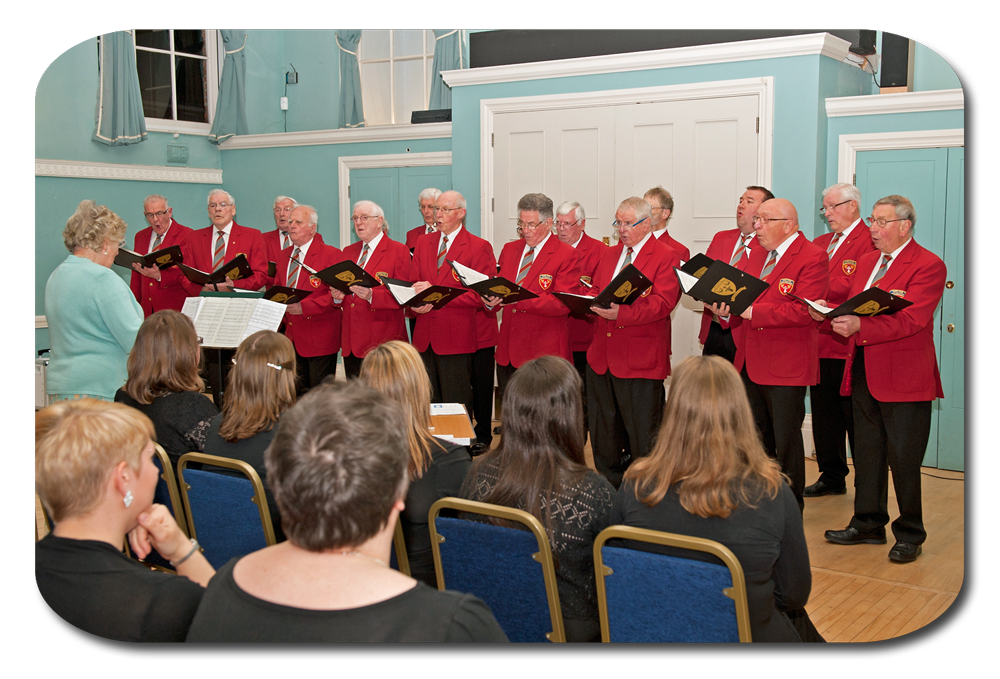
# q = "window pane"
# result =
<box><xmin>174</xmin><ymin>30</ymin><xmax>206</xmax><ymax>56</ymax></box>
<box><xmin>135</xmin><ymin>30</ymin><xmax>169</xmax><ymax>51</ymax></box>
<box><xmin>394</xmin><ymin>30</ymin><xmax>424</xmax><ymax>57</ymax></box>
<box><xmin>361</xmin><ymin>62</ymin><xmax>391</xmax><ymax>126</ymax></box>
<box><xmin>395</xmin><ymin>59</ymin><xmax>426</xmax><ymax>123</ymax></box>
<box><xmin>360</xmin><ymin>30</ymin><xmax>389</xmax><ymax>60</ymax></box>
<box><xmin>135</xmin><ymin>49</ymin><xmax>173</xmax><ymax>120</ymax></box>
<box><xmin>175</xmin><ymin>56</ymin><xmax>207</xmax><ymax>122</ymax></box>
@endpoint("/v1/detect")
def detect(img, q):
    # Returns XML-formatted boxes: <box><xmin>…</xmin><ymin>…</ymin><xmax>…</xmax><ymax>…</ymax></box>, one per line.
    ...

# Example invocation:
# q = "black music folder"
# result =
<box><xmin>262</xmin><ymin>286</ymin><xmax>308</xmax><ymax>305</ymax></box>
<box><xmin>177</xmin><ymin>254</ymin><xmax>253</xmax><ymax>286</ymax></box>
<box><xmin>306</xmin><ymin>260</ymin><xmax>382</xmax><ymax>294</ymax></box>
<box><xmin>448</xmin><ymin>260</ymin><xmax>538</xmax><ymax>304</ymax></box>
<box><xmin>798</xmin><ymin>287</ymin><xmax>913</xmax><ymax>318</ymax></box>
<box><xmin>114</xmin><ymin>245</ymin><xmax>183</xmax><ymax>271</ymax></box>
<box><xmin>553</xmin><ymin>263</ymin><xmax>654</xmax><ymax>314</ymax></box>
<box><xmin>675</xmin><ymin>257</ymin><xmax>769</xmax><ymax>316</ymax></box>
<box><xmin>381</xmin><ymin>277</ymin><xmax>464</xmax><ymax>310</ymax></box>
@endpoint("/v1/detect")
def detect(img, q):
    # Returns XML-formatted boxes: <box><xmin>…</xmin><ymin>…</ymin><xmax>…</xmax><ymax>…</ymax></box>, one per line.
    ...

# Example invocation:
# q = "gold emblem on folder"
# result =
<box><xmin>693</xmin><ymin>266</ymin><xmax>708</xmax><ymax>278</ymax></box>
<box><xmin>271</xmin><ymin>293</ymin><xmax>289</xmax><ymax>303</ymax></box>
<box><xmin>614</xmin><ymin>282</ymin><xmax>633</xmax><ymax>299</ymax></box>
<box><xmin>336</xmin><ymin>271</ymin><xmax>360</xmax><ymax>285</ymax></box>
<box><xmin>855</xmin><ymin>300</ymin><xmax>888</xmax><ymax>316</ymax></box>
<box><xmin>490</xmin><ymin>285</ymin><xmax>516</xmax><ymax>297</ymax></box>
<box><xmin>424</xmin><ymin>292</ymin><xmax>445</xmax><ymax>303</ymax></box>
<box><xmin>155</xmin><ymin>254</ymin><xmax>172</xmax><ymax>265</ymax></box>
<box><xmin>225</xmin><ymin>267</ymin><xmax>240</xmax><ymax>280</ymax></box>
<box><xmin>712</xmin><ymin>277</ymin><xmax>737</xmax><ymax>296</ymax></box>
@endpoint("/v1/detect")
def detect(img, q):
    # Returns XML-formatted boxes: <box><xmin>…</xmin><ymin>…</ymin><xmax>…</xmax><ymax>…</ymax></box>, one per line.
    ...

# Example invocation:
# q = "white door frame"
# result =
<box><xmin>837</xmin><ymin>129</ymin><xmax>964</xmax><ymax>184</ymax></box>
<box><xmin>338</xmin><ymin>151</ymin><xmax>453</xmax><ymax>247</ymax></box>
<box><xmin>480</xmin><ymin>77</ymin><xmax>774</xmax><ymax>246</ymax></box>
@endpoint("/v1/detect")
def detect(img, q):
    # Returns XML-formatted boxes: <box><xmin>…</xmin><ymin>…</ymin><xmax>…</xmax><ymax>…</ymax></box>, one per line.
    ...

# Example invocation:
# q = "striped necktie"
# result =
<box><xmin>730</xmin><ymin>234</ymin><xmax>747</xmax><ymax>266</ymax></box>
<box><xmin>516</xmin><ymin>247</ymin><xmax>535</xmax><ymax>284</ymax></box>
<box><xmin>760</xmin><ymin>250</ymin><xmax>778</xmax><ymax>281</ymax></box>
<box><xmin>826</xmin><ymin>232</ymin><xmax>843</xmax><ymax>260</ymax></box>
<box><xmin>871</xmin><ymin>254</ymin><xmax>892</xmax><ymax>287</ymax></box>
<box><xmin>617</xmin><ymin>247</ymin><xmax>634</xmax><ymax>276</ymax></box>
<box><xmin>151</xmin><ymin>233</ymin><xmax>163</xmax><ymax>252</ymax></box>
<box><xmin>437</xmin><ymin>234</ymin><xmax>449</xmax><ymax>270</ymax></box>
<box><xmin>282</xmin><ymin>232</ymin><xmax>291</xmax><ymax>249</ymax></box>
<box><xmin>358</xmin><ymin>243</ymin><xmax>370</xmax><ymax>269</ymax></box>
<box><xmin>287</xmin><ymin>247</ymin><xmax>302</xmax><ymax>288</ymax></box>
<box><xmin>212</xmin><ymin>230</ymin><xmax>226</xmax><ymax>271</ymax></box>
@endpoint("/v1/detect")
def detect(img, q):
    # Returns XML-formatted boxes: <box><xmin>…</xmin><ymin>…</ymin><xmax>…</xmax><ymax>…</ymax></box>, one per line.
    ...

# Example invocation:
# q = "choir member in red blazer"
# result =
<box><xmin>805</xmin><ymin>184</ymin><xmax>877</xmax><ymax>498</ymax></box>
<box><xmin>698</xmin><ymin>186</ymin><xmax>773</xmax><ymax>361</ymax></box>
<box><xmin>410</xmin><ymin>190</ymin><xmax>496</xmax><ymax>418</ymax></box>
<box><xmin>262</xmin><ymin>195</ymin><xmax>297</xmax><ymax>289</ymax></box>
<box><xmin>179</xmin><ymin>189</ymin><xmax>269</xmax><ymax>297</ymax></box>
<box><xmin>820</xmin><ymin>195</ymin><xmax>945</xmax><ymax>564</ymax></box>
<box><xmin>644</xmin><ymin>186</ymin><xmax>690</xmax><ymax>262</ymax></box>
<box><xmin>276</xmin><ymin>205</ymin><xmax>345</xmax><ymax>392</ymax></box>
<box><xmin>470</xmin><ymin>304</ymin><xmax>499</xmax><ymax>453</ymax></box>
<box><xmin>716</xmin><ymin>198</ymin><xmax>828</xmax><ymax>510</ymax></box>
<box><xmin>405</xmin><ymin>187</ymin><xmax>442</xmax><ymax>254</ymax></box>
<box><xmin>333</xmin><ymin>200</ymin><xmax>410</xmax><ymax>378</ymax></box>
<box><xmin>488</xmin><ymin>193</ymin><xmax>582</xmax><ymax>402</ymax></box>
<box><xmin>129</xmin><ymin>194</ymin><xmax>194</xmax><ymax>316</ymax></box>
<box><xmin>586</xmin><ymin>197</ymin><xmax>681</xmax><ymax>489</ymax></box>
<box><xmin>555</xmin><ymin>201</ymin><xmax>607</xmax><ymax>440</ymax></box>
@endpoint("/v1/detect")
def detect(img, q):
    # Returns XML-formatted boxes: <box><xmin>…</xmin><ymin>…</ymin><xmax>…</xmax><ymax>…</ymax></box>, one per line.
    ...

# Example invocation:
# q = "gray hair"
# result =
<box><xmin>618</xmin><ymin>196</ymin><xmax>652</xmax><ymax>224</ymax></box>
<box><xmin>517</xmin><ymin>193</ymin><xmax>554</xmax><ymax>221</ymax></box>
<box><xmin>353</xmin><ymin>200</ymin><xmax>388</xmax><ymax>232</ymax></box>
<box><xmin>822</xmin><ymin>183</ymin><xmax>862</xmax><ymax>206</ymax></box>
<box><xmin>143</xmin><ymin>194</ymin><xmax>169</xmax><ymax>210</ymax></box>
<box><xmin>556</xmin><ymin>201</ymin><xmax>585</xmax><ymax>222</ymax></box>
<box><xmin>63</xmin><ymin>200</ymin><xmax>127</xmax><ymax>253</ymax></box>
<box><xmin>207</xmin><ymin>189</ymin><xmax>235</xmax><ymax>207</ymax></box>
<box><xmin>418</xmin><ymin>188</ymin><xmax>442</xmax><ymax>204</ymax></box>
<box><xmin>873</xmin><ymin>195</ymin><xmax>917</xmax><ymax>229</ymax></box>
<box><xmin>293</xmin><ymin>204</ymin><xmax>319</xmax><ymax>227</ymax></box>
<box><xmin>273</xmin><ymin>195</ymin><xmax>297</xmax><ymax>208</ymax></box>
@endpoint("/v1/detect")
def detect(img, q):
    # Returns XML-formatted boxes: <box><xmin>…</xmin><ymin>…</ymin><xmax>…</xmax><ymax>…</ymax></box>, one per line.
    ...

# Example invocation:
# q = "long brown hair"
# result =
<box><xmin>124</xmin><ymin>310</ymin><xmax>203</xmax><ymax>404</ymax></box>
<box><xmin>624</xmin><ymin>355</ymin><xmax>784</xmax><ymax>518</ymax></box>
<box><xmin>359</xmin><ymin>340</ymin><xmax>445</xmax><ymax>479</ymax></box>
<box><xmin>218</xmin><ymin>331</ymin><xmax>296</xmax><ymax>441</ymax></box>
<box><xmin>461</xmin><ymin>355</ymin><xmax>590</xmax><ymax>543</ymax></box>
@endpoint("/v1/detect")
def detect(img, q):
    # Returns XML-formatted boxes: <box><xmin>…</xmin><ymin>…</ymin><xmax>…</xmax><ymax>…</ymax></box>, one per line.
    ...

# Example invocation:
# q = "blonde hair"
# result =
<box><xmin>124</xmin><ymin>310</ymin><xmax>204</xmax><ymax>404</ymax></box>
<box><xmin>218</xmin><ymin>331</ymin><xmax>297</xmax><ymax>441</ymax></box>
<box><xmin>63</xmin><ymin>200</ymin><xmax>127</xmax><ymax>253</ymax></box>
<box><xmin>359</xmin><ymin>340</ymin><xmax>444</xmax><ymax>479</ymax></box>
<box><xmin>623</xmin><ymin>356</ymin><xmax>784</xmax><ymax>518</ymax></box>
<box><xmin>36</xmin><ymin>399</ymin><xmax>155</xmax><ymax>523</ymax></box>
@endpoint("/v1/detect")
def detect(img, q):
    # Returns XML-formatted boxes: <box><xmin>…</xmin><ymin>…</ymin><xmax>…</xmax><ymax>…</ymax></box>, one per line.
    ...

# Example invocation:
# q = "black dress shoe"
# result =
<box><xmin>888</xmin><ymin>541</ymin><xmax>922</xmax><ymax>563</ymax></box>
<box><xmin>803</xmin><ymin>480</ymin><xmax>847</xmax><ymax>497</ymax></box>
<box><xmin>824</xmin><ymin>526</ymin><xmax>887</xmax><ymax>545</ymax></box>
<box><xmin>469</xmin><ymin>442</ymin><xmax>489</xmax><ymax>457</ymax></box>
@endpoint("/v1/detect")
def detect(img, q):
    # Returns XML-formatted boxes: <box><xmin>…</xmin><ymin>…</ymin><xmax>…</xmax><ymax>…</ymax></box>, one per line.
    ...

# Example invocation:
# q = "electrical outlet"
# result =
<box><xmin>280</xmin><ymin>97</ymin><xmax>288</xmax><ymax>111</ymax></box>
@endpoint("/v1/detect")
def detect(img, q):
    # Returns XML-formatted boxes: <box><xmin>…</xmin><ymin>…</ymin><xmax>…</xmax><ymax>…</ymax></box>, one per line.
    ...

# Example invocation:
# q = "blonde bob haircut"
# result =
<box><xmin>124</xmin><ymin>310</ymin><xmax>204</xmax><ymax>404</ymax></box>
<box><xmin>219</xmin><ymin>330</ymin><xmax>297</xmax><ymax>442</ymax></box>
<box><xmin>359</xmin><ymin>340</ymin><xmax>445</xmax><ymax>479</ymax></box>
<box><xmin>63</xmin><ymin>199</ymin><xmax>127</xmax><ymax>253</ymax></box>
<box><xmin>36</xmin><ymin>399</ymin><xmax>155</xmax><ymax>523</ymax></box>
<box><xmin>623</xmin><ymin>355</ymin><xmax>784</xmax><ymax>518</ymax></box>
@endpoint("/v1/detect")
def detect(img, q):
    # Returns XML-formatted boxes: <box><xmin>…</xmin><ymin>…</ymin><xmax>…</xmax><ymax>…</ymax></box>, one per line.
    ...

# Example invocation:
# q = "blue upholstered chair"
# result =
<box><xmin>128</xmin><ymin>444</ymin><xmax>191</xmax><ymax>571</ymax></box>
<box><xmin>593</xmin><ymin>525</ymin><xmax>752</xmax><ymax>643</ymax></box>
<box><xmin>177</xmin><ymin>452</ymin><xmax>277</xmax><ymax>569</ymax></box>
<box><xmin>389</xmin><ymin>518</ymin><xmax>411</xmax><ymax>576</ymax></box>
<box><xmin>428</xmin><ymin>497</ymin><xmax>565</xmax><ymax>643</ymax></box>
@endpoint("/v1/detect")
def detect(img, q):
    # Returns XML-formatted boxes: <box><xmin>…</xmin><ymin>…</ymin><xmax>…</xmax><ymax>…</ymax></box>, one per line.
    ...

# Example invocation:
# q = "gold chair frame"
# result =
<box><xmin>392</xmin><ymin>518</ymin><xmax>411</xmax><ymax>577</ymax></box>
<box><xmin>153</xmin><ymin>444</ymin><xmax>188</xmax><ymax>538</ymax></box>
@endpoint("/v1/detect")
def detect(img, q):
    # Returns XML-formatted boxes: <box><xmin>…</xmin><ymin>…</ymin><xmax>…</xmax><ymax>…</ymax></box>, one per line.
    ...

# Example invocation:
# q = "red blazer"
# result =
<box><xmin>813</xmin><ymin>221</ymin><xmax>877</xmax><ymax>360</ymax></box>
<box><xmin>340</xmin><ymin>235</ymin><xmax>410</xmax><ymax>359</ymax></box>
<box><xmin>276</xmin><ymin>238</ymin><xmax>345</xmax><ymax>358</ymax></box>
<box><xmin>262</xmin><ymin>228</ymin><xmax>291</xmax><ymax>289</ymax></box>
<box><xmin>181</xmin><ymin>222</ymin><xmax>269</xmax><ymax>296</ymax></box>
<box><xmin>409</xmin><ymin>227</ymin><xmax>497</xmax><ymax>355</ymax></box>
<box><xmin>406</xmin><ymin>225</ymin><xmax>435</xmax><ymax>253</ymax></box>
<box><xmin>129</xmin><ymin>220</ymin><xmax>194</xmax><ymax>316</ymax></box>
<box><xmin>586</xmin><ymin>237</ymin><xmax>681</xmax><ymax>380</ymax></box>
<box><xmin>732</xmin><ymin>233</ymin><xmax>828</xmax><ymax>387</ymax></box>
<box><xmin>697</xmin><ymin>229</ymin><xmax>762</xmax><ymax>345</ymax></box>
<box><xmin>495</xmin><ymin>235</ymin><xmax>581</xmax><ymax>368</ymax></box>
<box><xmin>839</xmin><ymin>239</ymin><xmax>946</xmax><ymax>402</ymax></box>
<box><xmin>654</xmin><ymin>229</ymin><xmax>690</xmax><ymax>262</ymax></box>
<box><xmin>568</xmin><ymin>233</ymin><xmax>608</xmax><ymax>353</ymax></box>
<box><xmin>477</xmin><ymin>305</ymin><xmax>499</xmax><ymax>350</ymax></box>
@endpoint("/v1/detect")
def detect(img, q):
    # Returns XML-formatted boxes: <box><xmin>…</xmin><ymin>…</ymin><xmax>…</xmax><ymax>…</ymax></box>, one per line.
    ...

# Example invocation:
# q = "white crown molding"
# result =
<box><xmin>35</xmin><ymin>159</ymin><xmax>222</xmax><ymax>184</ymax></box>
<box><xmin>445</xmin><ymin>33</ymin><xmax>850</xmax><ymax>88</ymax></box>
<box><xmin>218</xmin><ymin>122</ymin><xmax>452</xmax><ymax>150</ymax></box>
<box><xmin>837</xmin><ymin>129</ymin><xmax>964</xmax><ymax>184</ymax></box>
<box><xmin>36</xmin><ymin>316</ymin><xmax>47</xmax><ymax>329</ymax></box>
<box><xmin>826</xmin><ymin>89</ymin><xmax>964</xmax><ymax>117</ymax></box>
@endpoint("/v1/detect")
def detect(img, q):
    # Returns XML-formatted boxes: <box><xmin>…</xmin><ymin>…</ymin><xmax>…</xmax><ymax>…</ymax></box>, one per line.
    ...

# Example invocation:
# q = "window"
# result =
<box><xmin>359</xmin><ymin>30</ymin><xmax>436</xmax><ymax>126</ymax></box>
<box><xmin>133</xmin><ymin>30</ymin><xmax>221</xmax><ymax>134</ymax></box>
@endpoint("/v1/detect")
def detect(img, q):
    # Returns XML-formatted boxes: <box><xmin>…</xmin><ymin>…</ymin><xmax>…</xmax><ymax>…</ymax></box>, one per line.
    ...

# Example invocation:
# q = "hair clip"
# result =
<box><xmin>266</xmin><ymin>362</ymin><xmax>283</xmax><ymax>371</ymax></box>
<box><xmin>230</xmin><ymin>357</ymin><xmax>237</xmax><ymax>365</ymax></box>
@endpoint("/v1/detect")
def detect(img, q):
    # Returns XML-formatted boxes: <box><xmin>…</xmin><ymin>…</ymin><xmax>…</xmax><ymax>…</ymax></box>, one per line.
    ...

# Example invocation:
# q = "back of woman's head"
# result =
<box><xmin>219</xmin><ymin>330</ymin><xmax>296</xmax><ymax>442</ymax></box>
<box><xmin>624</xmin><ymin>355</ymin><xmax>782</xmax><ymax>517</ymax></box>
<box><xmin>63</xmin><ymin>199</ymin><xmax>126</xmax><ymax>253</ymax></box>
<box><xmin>359</xmin><ymin>340</ymin><xmax>436</xmax><ymax>478</ymax></box>
<box><xmin>36</xmin><ymin>399</ymin><xmax>155</xmax><ymax>523</ymax></box>
<box><xmin>264</xmin><ymin>381</ymin><xmax>409</xmax><ymax>551</ymax></box>
<box><xmin>124</xmin><ymin>310</ymin><xmax>203</xmax><ymax>404</ymax></box>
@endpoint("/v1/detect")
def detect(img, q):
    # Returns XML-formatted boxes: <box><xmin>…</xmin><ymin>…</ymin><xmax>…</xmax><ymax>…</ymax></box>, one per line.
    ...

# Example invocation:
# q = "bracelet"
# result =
<box><xmin>169</xmin><ymin>538</ymin><xmax>200</xmax><ymax>567</ymax></box>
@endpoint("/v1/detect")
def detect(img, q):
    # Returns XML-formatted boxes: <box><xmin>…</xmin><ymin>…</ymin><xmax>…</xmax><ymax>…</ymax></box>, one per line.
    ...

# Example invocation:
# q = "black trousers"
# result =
<box><xmin>572</xmin><ymin>350</ymin><xmax>591</xmax><ymax>441</ymax></box>
<box><xmin>295</xmin><ymin>351</ymin><xmax>337</xmax><ymax>394</ymax></box>
<box><xmin>702</xmin><ymin>321</ymin><xmax>737</xmax><ymax>364</ymax></box>
<box><xmin>471</xmin><ymin>347</ymin><xmax>496</xmax><ymax>445</ymax></box>
<box><xmin>809</xmin><ymin>357</ymin><xmax>854</xmax><ymax>487</ymax></box>
<box><xmin>587</xmin><ymin>366</ymin><xmax>665</xmax><ymax>489</ymax></box>
<box><xmin>741</xmin><ymin>368</ymin><xmax>806</xmax><ymax>511</ymax></box>
<box><xmin>342</xmin><ymin>353</ymin><xmax>363</xmax><ymax>379</ymax></box>
<box><xmin>848</xmin><ymin>349</ymin><xmax>930</xmax><ymax>545</ymax></box>
<box><xmin>420</xmin><ymin>349</ymin><xmax>474</xmax><ymax>417</ymax></box>
<box><xmin>495</xmin><ymin>361</ymin><xmax>516</xmax><ymax>414</ymax></box>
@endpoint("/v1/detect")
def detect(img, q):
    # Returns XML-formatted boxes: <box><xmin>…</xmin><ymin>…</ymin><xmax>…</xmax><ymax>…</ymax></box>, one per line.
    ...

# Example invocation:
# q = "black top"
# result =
<box><xmin>35</xmin><ymin>533</ymin><xmax>205</xmax><ymax>642</ymax></box>
<box><xmin>201</xmin><ymin>413</ymin><xmax>283</xmax><ymax>542</ymax></box>
<box><xmin>609</xmin><ymin>481</ymin><xmax>811</xmax><ymax>643</ymax></box>
<box><xmin>185</xmin><ymin>558</ymin><xmax>508</xmax><ymax>642</ymax></box>
<box><xmin>401</xmin><ymin>440</ymin><xmax>472</xmax><ymax>587</ymax></box>
<box><xmin>461</xmin><ymin>456</ymin><xmax>616</xmax><ymax>626</ymax></box>
<box><xmin>114</xmin><ymin>389</ymin><xmax>218</xmax><ymax>468</ymax></box>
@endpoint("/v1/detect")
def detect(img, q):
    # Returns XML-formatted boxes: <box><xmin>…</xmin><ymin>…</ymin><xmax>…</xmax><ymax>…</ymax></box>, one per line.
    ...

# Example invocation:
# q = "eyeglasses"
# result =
<box><xmin>820</xmin><ymin>199</ymin><xmax>852</xmax><ymax>216</ymax></box>
<box><xmin>208</xmin><ymin>202</ymin><xmax>232</xmax><ymax>210</ymax></box>
<box><xmin>273</xmin><ymin>206</ymin><xmax>294</xmax><ymax>214</ymax></box>
<box><xmin>611</xmin><ymin>217</ymin><xmax>649</xmax><ymax>229</ymax></box>
<box><xmin>516</xmin><ymin>219</ymin><xmax>549</xmax><ymax>230</ymax></box>
<box><xmin>752</xmin><ymin>215</ymin><xmax>789</xmax><ymax>225</ymax></box>
<box><xmin>648</xmin><ymin>206</ymin><xmax>666</xmax><ymax>212</ymax></box>
<box><xmin>143</xmin><ymin>209</ymin><xmax>169</xmax><ymax>219</ymax></box>
<box><xmin>352</xmin><ymin>215</ymin><xmax>379</xmax><ymax>223</ymax></box>
<box><xmin>555</xmin><ymin>219</ymin><xmax>579</xmax><ymax>229</ymax></box>
<box><xmin>869</xmin><ymin>216</ymin><xmax>907</xmax><ymax>229</ymax></box>
<box><xmin>435</xmin><ymin>207</ymin><xmax>462</xmax><ymax>214</ymax></box>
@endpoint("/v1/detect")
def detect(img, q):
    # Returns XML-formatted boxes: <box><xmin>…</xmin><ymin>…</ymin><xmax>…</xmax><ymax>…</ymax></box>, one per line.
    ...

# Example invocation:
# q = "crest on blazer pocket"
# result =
<box><xmin>376</xmin><ymin>271</ymin><xmax>388</xmax><ymax>282</ymax></box>
<box><xmin>641</xmin><ymin>287</ymin><xmax>652</xmax><ymax>297</ymax></box>
<box><xmin>309</xmin><ymin>275</ymin><xmax>321</xmax><ymax>288</ymax></box>
<box><xmin>538</xmin><ymin>274</ymin><xmax>553</xmax><ymax>290</ymax></box>
<box><xmin>842</xmin><ymin>260</ymin><xmax>857</xmax><ymax>275</ymax></box>
<box><xmin>581</xmin><ymin>276</ymin><xmax>592</xmax><ymax>285</ymax></box>
<box><xmin>889</xmin><ymin>289</ymin><xmax>906</xmax><ymax>298</ymax></box>
<box><xmin>452</xmin><ymin>269</ymin><xmax>461</xmax><ymax>282</ymax></box>
<box><xmin>778</xmin><ymin>278</ymin><xmax>795</xmax><ymax>295</ymax></box>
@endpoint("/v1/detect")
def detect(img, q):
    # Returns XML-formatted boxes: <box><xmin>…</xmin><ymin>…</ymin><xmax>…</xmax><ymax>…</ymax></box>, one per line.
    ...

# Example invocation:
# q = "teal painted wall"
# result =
<box><xmin>913</xmin><ymin>42</ymin><xmax>962</xmax><ymax>92</ymax></box>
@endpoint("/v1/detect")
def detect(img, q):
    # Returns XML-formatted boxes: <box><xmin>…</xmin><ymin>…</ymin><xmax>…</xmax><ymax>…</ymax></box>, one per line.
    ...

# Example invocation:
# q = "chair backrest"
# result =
<box><xmin>153</xmin><ymin>444</ymin><xmax>188</xmax><ymax>538</ymax></box>
<box><xmin>35</xmin><ymin>493</ymin><xmax>51</xmax><ymax>542</ymax></box>
<box><xmin>429</xmin><ymin>497</ymin><xmax>565</xmax><ymax>643</ymax></box>
<box><xmin>177</xmin><ymin>452</ymin><xmax>277</xmax><ymax>569</ymax></box>
<box><xmin>389</xmin><ymin>518</ymin><xmax>411</xmax><ymax>576</ymax></box>
<box><xmin>593</xmin><ymin>525</ymin><xmax>752</xmax><ymax>643</ymax></box>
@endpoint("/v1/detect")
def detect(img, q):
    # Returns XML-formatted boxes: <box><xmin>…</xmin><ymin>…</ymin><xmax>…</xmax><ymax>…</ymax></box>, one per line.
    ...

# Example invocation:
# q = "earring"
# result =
<box><xmin>103</xmin><ymin>249</ymin><xmax>108</xmax><ymax>254</ymax></box>
<box><xmin>123</xmin><ymin>490</ymin><xmax>134</xmax><ymax>508</ymax></box>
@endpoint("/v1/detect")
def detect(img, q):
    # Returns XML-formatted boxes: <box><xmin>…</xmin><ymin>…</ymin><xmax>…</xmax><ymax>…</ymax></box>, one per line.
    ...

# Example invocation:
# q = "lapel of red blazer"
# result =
<box><xmin>763</xmin><ymin>233</ymin><xmax>804</xmax><ymax>282</ymax></box>
<box><xmin>873</xmin><ymin>239</ymin><xmax>917</xmax><ymax>291</ymax></box>
<box><xmin>524</xmin><ymin>235</ymin><xmax>558</xmax><ymax>283</ymax></box>
<box><xmin>440</xmin><ymin>228</ymin><xmax>468</xmax><ymax>282</ymax></box>
<box><xmin>365</xmin><ymin>235</ymin><xmax>389</xmax><ymax>273</ymax></box>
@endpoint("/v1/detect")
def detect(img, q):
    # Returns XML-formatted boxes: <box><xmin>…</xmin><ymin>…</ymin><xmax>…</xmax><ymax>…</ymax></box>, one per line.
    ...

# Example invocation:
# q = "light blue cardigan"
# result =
<box><xmin>44</xmin><ymin>255</ymin><xmax>143</xmax><ymax>400</ymax></box>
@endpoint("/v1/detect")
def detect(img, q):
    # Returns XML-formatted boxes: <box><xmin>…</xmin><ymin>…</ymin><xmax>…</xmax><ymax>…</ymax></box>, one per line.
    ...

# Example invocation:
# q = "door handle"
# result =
<box><xmin>947</xmin><ymin>324</ymin><xmax>955</xmax><ymax>333</ymax></box>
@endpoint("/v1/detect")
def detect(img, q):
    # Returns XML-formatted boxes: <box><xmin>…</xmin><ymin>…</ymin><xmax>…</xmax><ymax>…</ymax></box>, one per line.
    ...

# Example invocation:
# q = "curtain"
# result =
<box><xmin>429</xmin><ymin>30</ymin><xmax>468</xmax><ymax>110</ymax></box>
<box><xmin>337</xmin><ymin>30</ymin><xmax>365</xmax><ymax>128</ymax></box>
<box><xmin>93</xmin><ymin>32</ymin><xmax>147</xmax><ymax>146</ymax></box>
<box><xmin>208</xmin><ymin>30</ymin><xmax>249</xmax><ymax>145</ymax></box>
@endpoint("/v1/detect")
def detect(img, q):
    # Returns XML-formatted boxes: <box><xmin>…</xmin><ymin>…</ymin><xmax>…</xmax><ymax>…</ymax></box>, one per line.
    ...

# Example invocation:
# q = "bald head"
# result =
<box><xmin>753</xmin><ymin>198</ymin><xmax>799</xmax><ymax>251</ymax></box>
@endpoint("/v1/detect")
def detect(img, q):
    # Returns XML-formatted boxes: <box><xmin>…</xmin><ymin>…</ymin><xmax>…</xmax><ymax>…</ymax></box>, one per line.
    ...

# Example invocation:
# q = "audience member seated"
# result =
<box><xmin>460</xmin><ymin>355</ymin><xmax>615</xmax><ymax>643</ymax></box>
<box><xmin>359</xmin><ymin>340</ymin><xmax>472</xmax><ymax>587</ymax></box>
<box><xmin>115</xmin><ymin>310</ymin><xmax>218</xmax><ymax>468</ymax></box>
<box><xmin>184</xmin><ymin>381</ymin><xmax>508</xmax><ymax>642</ymax></box>
<box><xmin>35</xmin><ymin>399</ymin><xmax>215</xmax><ymax>642</ymax></box>
<box><xmin>202</xmin><ymin>330</ymin><xmax>296</xmax><ymax>542</ymax></box>
<box><xmin>609</xmin><ymin>355</ymin><xmax>823</xmax><ymax>643</ymax></box>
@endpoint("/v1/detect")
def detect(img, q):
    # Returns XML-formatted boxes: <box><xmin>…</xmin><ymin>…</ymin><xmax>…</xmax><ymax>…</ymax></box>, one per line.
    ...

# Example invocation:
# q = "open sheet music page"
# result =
<box><xmin>385</xmin><ymin>281</ymin><xmax>417</xmax><ymax>305</ymax></box>
<box><xmin>676</xmin><ymin>269</ymin><xmax>698</xmax><ymax>293</ymax></box>
<box><xmin>241</xmin><ymin>299</ymin><xmax>286</xmax><ymax>341</ymax></box>
<box><xmin>449</xmin><ymin>259</ymin><xmax>488</xmax><ymax>285</ymax></box>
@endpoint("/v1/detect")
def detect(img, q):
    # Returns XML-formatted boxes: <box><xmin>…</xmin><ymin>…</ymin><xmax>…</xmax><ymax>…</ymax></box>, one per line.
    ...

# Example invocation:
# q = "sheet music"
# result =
<box><xmin>386</xmin><ymin>282</ymin><xmax>417</xmax><ymax>305</ymax></box>
<box><xmin>802</xmin><ymin>298</ymin><xmax>834</xmax><ymax>315</ymax></box>
<box><xmin>676</xmin><ymin>269</ymin><xmax>697</xmax><ymax>293</ymax></box>
<box><xmin>449</xmin><ymin>260</ymin><xmax>488</xmax><ymax>285</ymax></box>
<box><xmin>430</xmin><ymin>403</ymin><xmax>467</xmax><ymax>416</ymax></box>
<box><xmin>180</xmin><ymin>297</ymin><xmax>204</xmax><ymax>322</ymax></box>
<box><xmin>240</xmin><ymin>299</ymin><xmax>286</xmax><ymax>341</ymax></box>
